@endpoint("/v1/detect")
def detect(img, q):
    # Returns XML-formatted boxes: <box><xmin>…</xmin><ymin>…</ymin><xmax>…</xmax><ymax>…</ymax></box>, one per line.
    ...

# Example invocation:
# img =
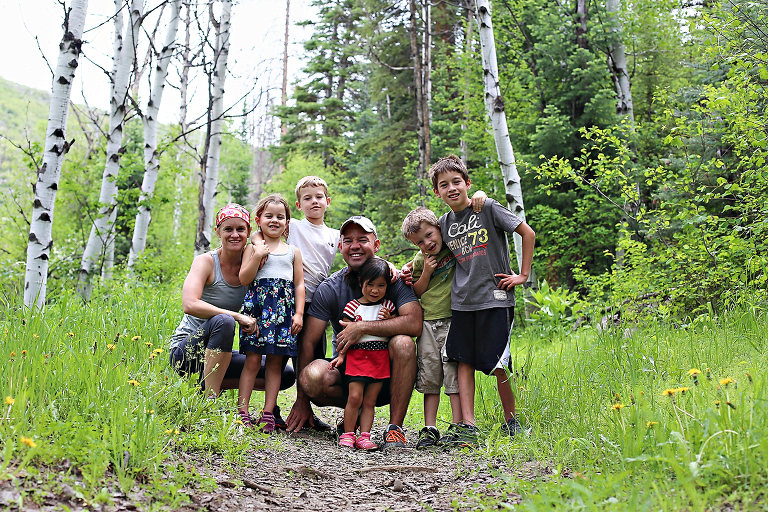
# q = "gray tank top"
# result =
<box><xmin>252</xmin><ymin>245</ymin><xmax>295</xmax><ymax>282</ymax></box>
<box><xmin>169</xmin><ymin>251</ymin><xmax>246</xmax><ymax>349</ymax></box>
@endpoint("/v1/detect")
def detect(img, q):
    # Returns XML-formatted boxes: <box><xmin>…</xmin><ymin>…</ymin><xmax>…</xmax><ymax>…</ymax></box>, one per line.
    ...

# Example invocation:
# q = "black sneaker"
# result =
<box><xmin>273</xmin><ymin>405</ymin><xmax>287</xmax><ymax>430</ymax></box>
<box><xmin>312</xmin><ymin>415</ymin><xmax>332</xmax><ymax>432</ymax></box>
<box><xmin>453</xmin><ymin>423</ymin><xmax>480</xmax><ymax>448</ymax></box>
<box><xmin>335</xmin><ymin>415</ymin><xmax>360</xmax><ymax>437</ymax></box>
<box><xmin>416</xmin><ymin>426</ymin><xmax>440</xmax><ymax>450</ymax></box>
<box><xmin>501</xmin><ymin>416</ymin><xmax>523</xmax><ymax>437</ymax></box>
<box><xmin>382</xmin><ymin>424</ymin><xmax>407</xmax><ymax>449</ymax></box>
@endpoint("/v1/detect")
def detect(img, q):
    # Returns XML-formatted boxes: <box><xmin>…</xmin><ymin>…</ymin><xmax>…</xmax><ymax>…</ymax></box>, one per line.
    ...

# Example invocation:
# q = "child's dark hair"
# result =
<box><xmin>349</xmin><ymin>257</ymin><xmax>391</xmax><ymax>288</ymax></box>
<box><xmin>428</xmin><ymin>154</ymin><xmax>470</xmax><ymax>190</ymax></box>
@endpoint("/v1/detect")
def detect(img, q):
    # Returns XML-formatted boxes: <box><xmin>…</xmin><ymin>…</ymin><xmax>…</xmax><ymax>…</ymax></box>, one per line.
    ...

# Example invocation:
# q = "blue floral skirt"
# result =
<box><xmin>240</xmin><ymin>278</ymin><xmax>297</xmax><ymax>356</ymax></box>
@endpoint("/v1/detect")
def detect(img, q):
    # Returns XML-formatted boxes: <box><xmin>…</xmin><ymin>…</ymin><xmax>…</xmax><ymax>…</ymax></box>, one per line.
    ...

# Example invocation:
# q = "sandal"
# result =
<box><xmin>258</xmin><ymin>410</ymin><xmax>276</xmax><ymax>433</ymax></box>
<box><xmin>339</xmin><ymin>432</ymin><xmax>356</xmax><ymax>449</ymax></box>
<box><xmin>237</xmin><ymin>410</ymin><xmax>252</xmax><ymax>428</ymax></box>
<box><xmin>355</xmin><ymin>432</ymin><xmax>378</xmax><ymax>451</ymax></box>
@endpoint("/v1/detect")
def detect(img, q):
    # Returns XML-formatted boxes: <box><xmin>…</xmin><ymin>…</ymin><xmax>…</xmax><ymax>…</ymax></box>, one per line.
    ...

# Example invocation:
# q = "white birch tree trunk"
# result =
<box><xmin>606</xmin><ymin>0</ymin><xmax>633</xmax><ymax>122</ymax></box>
<box><xmin>127</xmin><ymin>0</ymin><xmax>182</xmax><ymax>271</ymax></box>
<box><xmin>474</xmin><ymin>0</ymin><xmax>527</xmax><ymax>272</ymax></box>
<box><xmin>77</xmin><ymin>0</ymin><xmax>143</xmax><ymax>300</ymax></box>
<box><xmin>194</xmin><ymin>0</ymin><xmax>232</xmax><ymax>256</ymax></box>
<box><xmin>24</xmin><ymin>0</ymin><xmax>89</xmax><ymax>309</ymax></box>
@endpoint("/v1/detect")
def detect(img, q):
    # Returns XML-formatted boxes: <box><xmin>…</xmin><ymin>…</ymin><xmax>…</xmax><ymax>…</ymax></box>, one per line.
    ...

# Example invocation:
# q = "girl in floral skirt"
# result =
<box><xmin>238</xmin><ymin>194</ymin><xmax>305</xmax><ymax>432</ymax></box>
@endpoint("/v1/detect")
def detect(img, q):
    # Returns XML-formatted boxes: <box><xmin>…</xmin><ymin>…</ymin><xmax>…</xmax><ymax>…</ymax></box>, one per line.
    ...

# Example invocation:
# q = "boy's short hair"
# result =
<box><xmin>402</xmin><ymin>207</ymin><xmax>439</xmax><ymax>239</ymax></box>
<box><xmin>294</xmin><ymin>175</ymin><xmax>329</xmax><ymax>201</ymax></box>
<box><xmin>428</xmin><ymin>154</ymin><xmax>469</xmax><ymax>190</ymax></box>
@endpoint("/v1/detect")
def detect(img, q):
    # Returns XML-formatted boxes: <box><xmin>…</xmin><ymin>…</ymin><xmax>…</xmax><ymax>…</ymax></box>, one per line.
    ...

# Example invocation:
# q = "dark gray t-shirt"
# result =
<box><xmin>308</xmin><ymin>266</ymin><xmax>419</xmax><ymax>351</ymax></box>
<box><xmin>438</xmin><ymin>198</ymin><xmax>523</xmax><ymax>311</ymax></box>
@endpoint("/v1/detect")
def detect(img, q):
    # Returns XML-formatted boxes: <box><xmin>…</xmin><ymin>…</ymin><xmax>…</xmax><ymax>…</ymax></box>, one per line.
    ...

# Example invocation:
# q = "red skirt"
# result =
<box><xmin>345</xmin><ymin>348</ymin><xmax>390</xmax><ymax>379</ymax></box>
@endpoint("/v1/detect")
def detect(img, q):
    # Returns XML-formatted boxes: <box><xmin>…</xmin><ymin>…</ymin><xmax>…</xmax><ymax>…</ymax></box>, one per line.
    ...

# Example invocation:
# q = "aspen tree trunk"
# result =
<box><xmin>77</xmin><ymin>0</ymin><xmax>143</xmax><ymax>300</ymax></box>
<box><xmin>460</xmin><ymin>0</ymin><xmax>474</xmax><ymax>166</ymax></box>
<box><xmin>100</xmin><ymin>0</ymin><xmax>125</xmax><ymax>282</ymax></box>
<box><xmin>127</xmin><ymin>0</ymin><xmax>182</xmax><ymax>271</ymax></box>
<box><xmin>410</xmin><ymin>0</ymin><xmax>428</xmax><ymax>203</ymax></box>
<box><xmin>423</xmin><ymin>0</ymin><xmax>432</xmax><ymax>164</ymax></box>
<box><xmin>194</xmin><ymin>0</ymin><xmax>232</xmax><ymax>256</ymax></box>
<box><xmin>606</xmin><ymin>0</ymin><xmax>633</xmax><ymax>122</ymax></box>
<box><xmin>24</xmin><ymin>0</ymin><xmax>89</xmax><ymax>309</ymax></box>
<box><xmin>474</xmin><ymin>0</ymin><xmax>527</xmax><ymax>271</ymax></box>
<box><xmin>281</xmin><ymin>0</ymin><xmax>290</xmax><ymax>138</ymax></box>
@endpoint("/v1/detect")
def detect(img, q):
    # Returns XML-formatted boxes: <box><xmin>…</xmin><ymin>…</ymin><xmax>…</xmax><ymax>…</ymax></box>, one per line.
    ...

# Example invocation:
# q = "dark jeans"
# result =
<box><xmin>169</xmin><ymin>314</ymin><xmax>295</xmax><ymax>390</ymax></box>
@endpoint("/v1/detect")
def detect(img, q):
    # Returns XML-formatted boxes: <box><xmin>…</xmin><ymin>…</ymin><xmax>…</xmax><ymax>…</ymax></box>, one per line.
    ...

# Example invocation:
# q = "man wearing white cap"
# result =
<box><xmin>286</xmin><ymin>216</ymin><xmax>422</xmax><ymax>449</ymax></box>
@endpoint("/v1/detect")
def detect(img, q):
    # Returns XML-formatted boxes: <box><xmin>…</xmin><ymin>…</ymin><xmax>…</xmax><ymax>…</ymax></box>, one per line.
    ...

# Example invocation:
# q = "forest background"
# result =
<box><xmin>1</xmin><ymin>1</ymin><xmax>768</xmax><ymax>509</ymax></box>
<box><xmin>1</xmin><ymin>0</ymin><xmax>766</xmax><ymax>319</ymax></box>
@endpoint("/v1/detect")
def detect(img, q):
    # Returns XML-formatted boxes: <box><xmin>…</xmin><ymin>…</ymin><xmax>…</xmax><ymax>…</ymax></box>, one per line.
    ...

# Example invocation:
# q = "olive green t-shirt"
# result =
<box><xmin>411</xmin><ymin>247</ymin><xmax>455</xmax><ymax>321</ymax></box>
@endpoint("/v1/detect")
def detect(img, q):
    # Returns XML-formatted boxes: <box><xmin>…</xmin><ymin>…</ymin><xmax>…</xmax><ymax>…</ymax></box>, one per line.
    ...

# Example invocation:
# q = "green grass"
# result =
<box><xmin>439</xmin><ymin>306</ymin><xmax>768</xmax><ymax>510</ymax></box>
<box><xmin>2</xmin><ymin>285</ymin><xmax>767</xmax><ymax>510</ymax></box>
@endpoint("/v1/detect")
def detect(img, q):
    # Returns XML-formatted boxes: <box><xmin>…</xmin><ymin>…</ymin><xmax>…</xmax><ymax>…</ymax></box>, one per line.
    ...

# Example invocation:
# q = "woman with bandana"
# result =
<box><xmin>169</xmin><ymin>204</ymin><xmax>295</xmax><ymax>401</ymax></box>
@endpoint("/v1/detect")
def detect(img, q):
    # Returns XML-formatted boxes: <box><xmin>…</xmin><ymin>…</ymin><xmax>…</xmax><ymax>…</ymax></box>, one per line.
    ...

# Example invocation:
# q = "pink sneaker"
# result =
<box><xmin>257</xmin><ymin>410</ymin><xmax>276</xmax><ymax>433</ymax></box>
<box><xmin>355</xmin><ymin>432</ymin><xmax>378</xmax><ymax>451</ymax></box>
<box><xmin>339</xmin><ymin>432</ymin><xmax>356</xmax><ymax>449</ymax></box>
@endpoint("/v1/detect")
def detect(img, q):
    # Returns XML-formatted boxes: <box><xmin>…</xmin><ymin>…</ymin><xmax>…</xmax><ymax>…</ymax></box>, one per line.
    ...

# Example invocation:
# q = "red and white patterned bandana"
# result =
<box><xmin>215</xmin><ymin>204</ymin><xmax>250</xmax><ymax>228</ymax></box>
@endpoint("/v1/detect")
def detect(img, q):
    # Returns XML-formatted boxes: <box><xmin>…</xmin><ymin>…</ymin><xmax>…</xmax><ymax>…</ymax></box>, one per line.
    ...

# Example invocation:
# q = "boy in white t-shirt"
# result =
<box><xmin>286</xmin><ymin>176</ymin><xmax>340</xmax><ymax>430</ymax></box>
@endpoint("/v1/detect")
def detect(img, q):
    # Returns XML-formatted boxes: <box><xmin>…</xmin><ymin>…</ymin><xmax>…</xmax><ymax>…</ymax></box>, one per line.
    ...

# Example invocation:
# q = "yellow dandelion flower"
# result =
<box><xmin>153</xmin><ymin>348</ymin><xmax>164</xmax><ymax>354</ymax></box>
<box><xmin>662</xmin><ymin>388</ymin><xmax>677</xmax><ymax>396</ymax></box>
<box><xmin>688</xmin><ymin>368</ymin><xmax>701</xmax><ymax>376</ymax></box>
<box><xmin>149</xmin><ymin>354</ymin><xmax>156</xmax><ymax>360</ymax></box>
<box><xmin>714</xmin><ymin>400</ymin><xmax>721</xmax><ymax>406</ymax></box>
<box><xmin>128</xmin><ymin>379</ymin><xmax>140</xmax><ymax>386</ymax></box>
<box><xmin>747</xmin><ymin>372</ymin><xmax>753</xmax><ymax>383</ymax></box>
<box><xmin>32</xmin><ymin>334</ymin><xmax>39</xmax><ymax>339</ymax></box>
<box><xmin>612</xmin><ymin>403</ymin><xmax>626</xmax><ymax>410</ymax></box>
<box><xmin>5</xmin><ymin>396</ymin><xmax>14</xmax><ymax>405</ymax></box>
<box><xmin>147</xmin><ymin>409</ymin><xmax>155</xmax><ymax>414</ymax></box>
<box><xmin>676</xmin><ymin>387</ymin><xmax>691</xmax><ymax>394</ymax></box>
<box><xmin>20</xmin><ymin>437</ymin><xmax>37</xmax><ymax>448</ymax></box>
<box><xmin>9</xmin><ymin>351</ymin><xmax>15</xmax><ymax>358</ymax></box>
<box><xmin>135</xmin><ymin>336</ymin><xmax>145</xmax><ymax>342</ymax></box>
<box><xmin>647</xmin><ymin>421</ymin><xmax>658</xmax><ymax>428</ymax></box>
<box><xmin>107</xmin><ymin>344</ymin><xmax>116</xmax><ymax>350</ymax></box>
<box><xmin>235</xmin><ymin>419</ymin><xmax>244</xmax><ymax>425</ymax></box>
<box><xmin>719</xmin><ymin>378</ymin><xmax>733</xmax><ymax>387</ymax></box>
<box><xmin>67</xmin><ymin>332</ymin><xmax>74</xmax><ymax>337</ymax></box>
<box><xmin>21</xmin><ymin>350</ymin><xmax>27</xmax><ymax>356</ymax></box>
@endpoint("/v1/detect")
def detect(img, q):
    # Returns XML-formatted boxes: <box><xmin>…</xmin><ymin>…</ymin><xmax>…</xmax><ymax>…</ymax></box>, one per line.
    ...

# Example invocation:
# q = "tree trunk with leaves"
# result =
<box><xmin>128</xmin><ymin>0</ymin><xmax>182</xmax><ymax>271</ymax></box>
<box><xmin>606</xmin><ymin>0</ymin><xmax>633</xmax><ymax>122</ymax></box>
<box><xmin>24</xmin><ymin>0</ymin><xmax>89</xmax><ymax>309</ymax></box>
<box><xmin>195</xmin><ymin>0</ymin><xmax>232</xmax><ymax>256</ymax></box>
<box><xmin>77</xmin><ymin>0</ymin><xmax>143</xmax><ymax>300</ymax></box>
<box><xmin>474</xmin><ymin>0</ymin><xmax>527</xmax><ymax>271</ymax></box>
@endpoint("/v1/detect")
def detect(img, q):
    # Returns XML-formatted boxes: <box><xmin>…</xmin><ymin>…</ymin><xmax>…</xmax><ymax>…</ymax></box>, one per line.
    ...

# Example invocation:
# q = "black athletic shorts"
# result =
<box><xmin>445</xmin><ymin>307</ymin><xmax>514</xmax><ymax>375</ymax></box>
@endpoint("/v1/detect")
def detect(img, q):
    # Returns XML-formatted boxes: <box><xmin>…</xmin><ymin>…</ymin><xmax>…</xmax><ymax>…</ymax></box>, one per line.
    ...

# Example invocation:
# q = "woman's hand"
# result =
<box><xmin>236</xmin><ymin>313</ymin><xmax>258</xmax><ymax>335</ymax></box>
<box><xmin>291</xmin><ymin>312</ymin><xmax>303</xmax><ymax>335</ymax></box>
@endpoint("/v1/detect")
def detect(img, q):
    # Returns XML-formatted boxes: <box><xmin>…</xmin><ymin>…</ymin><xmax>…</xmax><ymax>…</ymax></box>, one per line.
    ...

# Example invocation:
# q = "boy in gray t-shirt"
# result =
<box><xmin>430</xmin><ymin>155</ymin><xmax>536</xmax><ymax>445</ymax></box>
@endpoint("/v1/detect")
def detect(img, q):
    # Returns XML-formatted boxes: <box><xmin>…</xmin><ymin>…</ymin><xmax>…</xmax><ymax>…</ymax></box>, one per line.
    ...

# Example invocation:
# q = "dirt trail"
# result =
<box><xmin>177</xmin><ymin>427</ymin><xmax>537</xmax><ymax>512</ymax></box>
<box><xmin>2</xmin><ymin>423</ymin><xmax>545</xmax><ymax>511</ymax></box>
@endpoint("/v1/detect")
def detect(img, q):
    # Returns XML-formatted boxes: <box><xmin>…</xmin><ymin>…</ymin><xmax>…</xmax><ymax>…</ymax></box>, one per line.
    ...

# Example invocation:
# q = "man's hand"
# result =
<box><xmin>336</xmin><ymin>319</ymin><xmax>364</xmax><ymax>352</ymax></box>
<box><xmin>286</xmin><ymin>397</ymin><xmax>314</xmax><ymax>432</ymax></box>
<box><xmin>236</xmin><ymin>314</ymin><xmax>258</xmax><ymax>334</ymax></box>
<box><xmin>495</xmin><ymin>272</ymin><xmax>527</xmax><ymax>291</ymax></box>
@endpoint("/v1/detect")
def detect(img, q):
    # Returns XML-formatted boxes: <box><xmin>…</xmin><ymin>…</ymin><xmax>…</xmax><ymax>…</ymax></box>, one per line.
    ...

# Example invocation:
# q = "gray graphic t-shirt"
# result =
<box><xmin>438</xmin><ymin>198</ymin><xmax>523</xmax><ymax>311</ymax></box>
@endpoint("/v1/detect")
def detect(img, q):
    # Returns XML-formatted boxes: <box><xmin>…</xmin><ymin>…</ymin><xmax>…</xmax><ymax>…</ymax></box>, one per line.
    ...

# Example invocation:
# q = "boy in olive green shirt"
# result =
<box><xmin>402</xmin><ymin>207</ymin><xmax>462</xmax><ymax>449</ymax></box>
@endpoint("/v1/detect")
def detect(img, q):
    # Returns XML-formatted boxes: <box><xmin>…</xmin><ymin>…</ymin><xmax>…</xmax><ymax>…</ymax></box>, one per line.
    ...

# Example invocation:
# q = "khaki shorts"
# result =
<box><xmin>416</xmin><ymin>318</ymin><xmax>459</xmax><ymax>395</ymax></box>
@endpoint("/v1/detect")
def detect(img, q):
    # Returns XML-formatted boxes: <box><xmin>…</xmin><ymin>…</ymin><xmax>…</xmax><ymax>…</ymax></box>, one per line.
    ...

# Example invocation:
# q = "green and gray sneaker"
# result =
<box><xmin>416</xmin><ymin>426</ymin><xmax>441</xmax><ymax>450</ymax></box>
<box><xmin>438</xmin><ymin>423</ymin><xmax>460</xmax><ymax>447</ymax></box>
<box><xmin>454</xmin><ymin>423</ymin><xmax>480</xmax><ymax>448</ymax></box>
<box><xmin>501</xmin><ymin>416</ymin><xmax>523</xmax><ymax>436</ymax></box>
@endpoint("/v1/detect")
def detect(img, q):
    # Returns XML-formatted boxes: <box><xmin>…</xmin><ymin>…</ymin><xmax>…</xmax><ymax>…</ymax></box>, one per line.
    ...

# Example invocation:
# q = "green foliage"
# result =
<box><xmin>524</xmin><ymin>280</ymin><xmax>581</xmax><ymax>332</ymax></box>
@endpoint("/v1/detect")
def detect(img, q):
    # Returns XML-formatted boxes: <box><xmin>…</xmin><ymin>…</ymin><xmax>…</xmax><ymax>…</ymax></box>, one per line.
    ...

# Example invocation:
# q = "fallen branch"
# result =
<box><xmin>243</xmin><ymin>479</ymin><xmax>273</xmax><ymax>494</ymax></box>
<box><xmin>287</xmin><ymin>464</ymin><xmax>332</xmax><ymax>479</ymax></box>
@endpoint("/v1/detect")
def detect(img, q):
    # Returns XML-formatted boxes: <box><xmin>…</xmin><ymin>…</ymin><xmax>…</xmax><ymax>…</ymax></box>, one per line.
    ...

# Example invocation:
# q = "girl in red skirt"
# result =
<box><xmin>330</xmin><ymin>257</ymin><xmax>395</xmax><ymax>450</ymax></box>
